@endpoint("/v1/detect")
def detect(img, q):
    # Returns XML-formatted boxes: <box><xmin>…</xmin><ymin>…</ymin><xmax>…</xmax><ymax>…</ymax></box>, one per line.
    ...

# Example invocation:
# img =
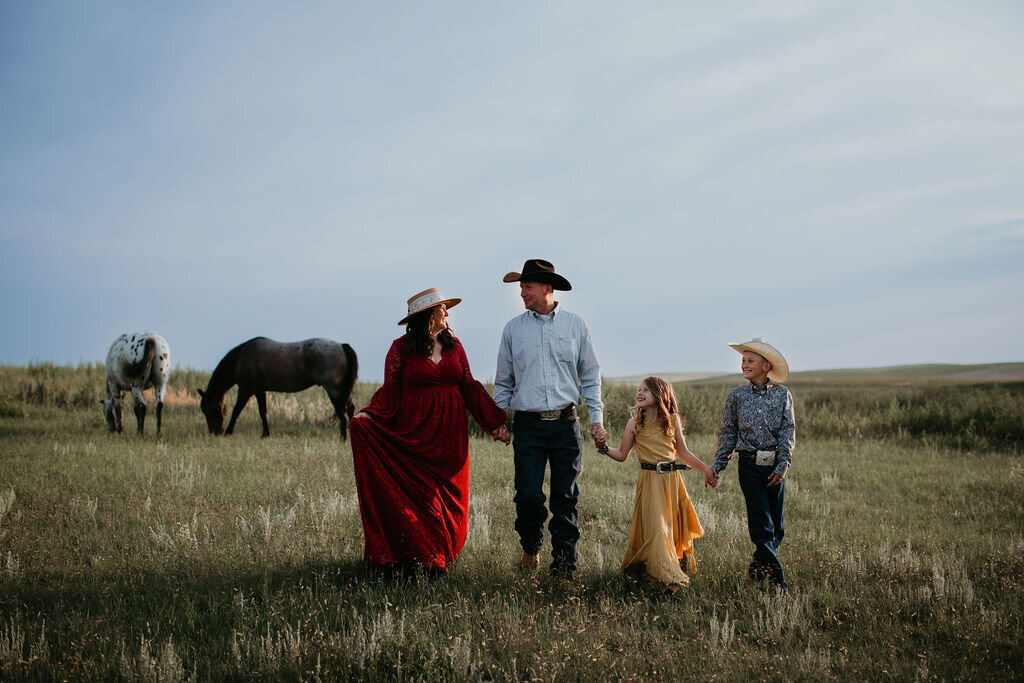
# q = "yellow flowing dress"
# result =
<box><xmin>620</xmin><ymin>418</ymin><xmax>704</xmax><ymax>589</ymax></box>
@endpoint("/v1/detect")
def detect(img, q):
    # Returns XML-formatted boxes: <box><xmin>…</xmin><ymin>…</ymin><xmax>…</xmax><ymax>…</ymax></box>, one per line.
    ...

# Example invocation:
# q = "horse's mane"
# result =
<box><xmin>207</xmin><ymin>337</ymin><xmax>266</xmax><ymax>396</ymax></box>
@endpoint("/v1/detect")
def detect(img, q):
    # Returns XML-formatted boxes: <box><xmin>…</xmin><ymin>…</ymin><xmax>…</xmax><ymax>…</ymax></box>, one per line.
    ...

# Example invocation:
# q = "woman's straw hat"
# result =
<box><xmin>398</xmin><ymin>288</ymin><xmax>462</xmax><ymax>325</ymax></box>
<box><xmin>728</xmin><ymin>338</ymin><xmax>790</xmax><ymax>382</ymax></box>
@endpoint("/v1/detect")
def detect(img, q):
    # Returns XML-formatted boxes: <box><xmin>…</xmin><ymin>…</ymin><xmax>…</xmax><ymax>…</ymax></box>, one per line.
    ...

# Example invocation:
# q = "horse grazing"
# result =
<box><xmin>104</xmin><ymin>332</ymin><xmax>171</xmax><ymax>435</ymax></box>
<box><xmin>198</xmin><ymin>337</ymin><xmax>358</xmax><ymax>439</ymax></box>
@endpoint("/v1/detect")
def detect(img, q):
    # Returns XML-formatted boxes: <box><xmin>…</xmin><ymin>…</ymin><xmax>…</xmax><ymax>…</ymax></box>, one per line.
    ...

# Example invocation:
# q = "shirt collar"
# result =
<box><xmin>529</xmin><ymin>301</ymin><xmax>560</xmax><ymax>320</ymax></box>
<box><xmin>749</xmin><ymin>380</ymin><xmax>773</xmax><ymax>396</ymax></box>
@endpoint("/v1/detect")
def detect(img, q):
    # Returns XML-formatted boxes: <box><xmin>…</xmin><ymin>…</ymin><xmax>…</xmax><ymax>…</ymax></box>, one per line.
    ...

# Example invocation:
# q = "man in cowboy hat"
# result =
<box><xmin>712</xmin><ymin>338</ymin><xmax>796</xmax><ymax>593</ymax></box>
<box><xmin>494</xmin><ymin>258</ymin><xmax>607</xmax><ymax>577</ymax></box>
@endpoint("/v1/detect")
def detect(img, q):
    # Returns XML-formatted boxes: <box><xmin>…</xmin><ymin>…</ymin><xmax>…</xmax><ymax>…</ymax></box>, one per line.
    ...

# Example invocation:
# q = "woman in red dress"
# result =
<box><xmin>350</xmin><ymin>288</ymin><xmax>509</xmax><ymax>573</ymax></box>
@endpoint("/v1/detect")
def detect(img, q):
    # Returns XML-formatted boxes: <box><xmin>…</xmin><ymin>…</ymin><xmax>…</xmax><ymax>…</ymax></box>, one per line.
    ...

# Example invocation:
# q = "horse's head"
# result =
<box><xmin>197</xmin><ymin>389</ymin><xmax>225</xmax><ymax>435</ymax></box>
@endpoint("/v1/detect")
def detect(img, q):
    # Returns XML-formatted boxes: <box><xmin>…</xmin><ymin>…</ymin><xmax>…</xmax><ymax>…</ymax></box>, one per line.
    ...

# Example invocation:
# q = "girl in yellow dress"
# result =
<box><xmin>599</xmin><ymin>377</ymin><xmax>718</xmax><ymax>590</ymax></box>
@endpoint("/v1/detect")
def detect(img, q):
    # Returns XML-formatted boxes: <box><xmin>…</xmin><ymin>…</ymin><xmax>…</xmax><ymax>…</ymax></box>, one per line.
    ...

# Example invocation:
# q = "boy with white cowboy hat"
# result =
<box><xmin>712</xmin><ymin>338</ymin><xmax>796</xmax><ymax>592</ymax></box>
<box><xmin>494</xmin><ymin>259</ymin><xmax>606</xmax><ymax>577</ymax></box>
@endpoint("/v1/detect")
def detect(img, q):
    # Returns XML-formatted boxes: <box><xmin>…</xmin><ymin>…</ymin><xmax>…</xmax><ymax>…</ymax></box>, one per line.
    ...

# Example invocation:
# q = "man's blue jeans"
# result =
<box><xmin>512</xmin><ymin>412</ymin><xmax>583</xmax><ymax>574</ymax></box>
<box><xmin>738</xmin><ymin>458</ymin><xmax>786</xmax><ymax>586</ymax></box>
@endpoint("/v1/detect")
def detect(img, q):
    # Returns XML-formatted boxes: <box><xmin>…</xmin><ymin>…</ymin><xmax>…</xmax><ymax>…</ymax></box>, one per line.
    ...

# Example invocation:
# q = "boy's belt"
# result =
<box><xmin>737</xmin><ymin>449</ymin><xmax>777</xmax><ymax>460</ymax></box>
<box><xmin>640</xmin><ymin>461</ymin><xmax>690</xmax><ymax>472</ymax></box>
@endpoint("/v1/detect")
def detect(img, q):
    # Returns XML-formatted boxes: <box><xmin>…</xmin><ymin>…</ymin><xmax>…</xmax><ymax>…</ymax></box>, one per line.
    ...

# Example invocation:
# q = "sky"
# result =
<box><xmin>2</xmin><ymin>1</ymin><xmax>1023</xmax><ymax>382</ymax></box>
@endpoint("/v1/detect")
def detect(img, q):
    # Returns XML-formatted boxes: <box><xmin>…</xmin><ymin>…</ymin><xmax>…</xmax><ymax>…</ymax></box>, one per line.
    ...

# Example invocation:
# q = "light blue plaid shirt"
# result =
<box><xmin>493</xmin><ymin>303</ymin><xmax>604</xmax><ymax>425</ymax></box>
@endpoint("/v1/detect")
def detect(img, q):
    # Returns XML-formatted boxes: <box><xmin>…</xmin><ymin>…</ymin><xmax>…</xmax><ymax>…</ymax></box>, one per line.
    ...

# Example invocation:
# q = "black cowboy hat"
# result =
<box><xmin>502</xmin><ymin>258</ymin><xmax>572</xmax><ymax>291</ymax></box>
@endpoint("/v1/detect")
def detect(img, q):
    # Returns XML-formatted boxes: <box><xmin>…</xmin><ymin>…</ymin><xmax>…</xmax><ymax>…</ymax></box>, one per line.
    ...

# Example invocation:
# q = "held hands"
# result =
<box><xmin>491</xmin><ymin>424</ymin><xmax>511</xmax><ymax>445</ymax></box>
<box><xmin>591</xmin><ymin>422</ymin><xmax>607</xmax><ymax>450</ymax></box>
<box><xmin>704</xmin><ymin>467</ymin><xmax>719</xmax><ymax>488</ymax></box>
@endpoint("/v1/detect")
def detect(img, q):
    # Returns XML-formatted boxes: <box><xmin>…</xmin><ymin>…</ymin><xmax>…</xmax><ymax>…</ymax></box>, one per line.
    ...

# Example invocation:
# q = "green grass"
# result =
<box><xmin>0</xmin><ymin>366</ymin><xmax>1022</xmax><ymax>679</ymax></box>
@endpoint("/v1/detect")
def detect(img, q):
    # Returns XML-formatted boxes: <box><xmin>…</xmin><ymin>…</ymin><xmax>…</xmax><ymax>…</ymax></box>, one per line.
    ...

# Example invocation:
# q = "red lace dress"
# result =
<box><xmin>350</xmin><ymin>336</ymin><xmax>507</xmax><ymax>570</ymax></box>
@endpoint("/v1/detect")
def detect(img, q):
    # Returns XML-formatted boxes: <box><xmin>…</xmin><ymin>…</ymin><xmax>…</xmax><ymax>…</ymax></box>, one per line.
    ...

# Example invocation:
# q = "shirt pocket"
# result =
<box><xmin>512</xmin><ymin>335</ymin><xmax>535</xmax><ymax>368</ymax></box>
<box><xmin>555</xmin><ymin>335</ymin><xmax>578</xmax><ymax>367</ymax></box>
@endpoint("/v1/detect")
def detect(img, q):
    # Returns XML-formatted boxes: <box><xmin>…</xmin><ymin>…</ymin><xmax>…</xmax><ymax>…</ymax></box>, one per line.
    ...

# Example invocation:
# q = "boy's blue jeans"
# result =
<box><xmin>738</xmin><ymin>458</ymin><xmax>786</xmax><ymax>586</ymax></box>
<box><xmin>512</xmin><ymin>412</ymin><xmax>583</xmax><ymax>574</ymax></box>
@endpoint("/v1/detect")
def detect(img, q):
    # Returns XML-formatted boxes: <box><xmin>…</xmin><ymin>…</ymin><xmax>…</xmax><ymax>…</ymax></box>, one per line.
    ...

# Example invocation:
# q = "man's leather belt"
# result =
<box><xmin>519</xmin><ymin>405</ymin><xmax>576</xmax><ymax>421</ymax></box>
<box><xmin>640</xmin><ymin>461</ymin><xmax>690</xmax><ymax>473</ymax></box>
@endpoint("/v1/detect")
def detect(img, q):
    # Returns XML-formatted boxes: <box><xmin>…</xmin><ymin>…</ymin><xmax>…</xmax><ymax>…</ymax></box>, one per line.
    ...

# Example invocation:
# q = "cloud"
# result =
<box><xmin>2</xmin><ymin>1</ymin><xmax>1024</xmax><ymax>376</ymax></box>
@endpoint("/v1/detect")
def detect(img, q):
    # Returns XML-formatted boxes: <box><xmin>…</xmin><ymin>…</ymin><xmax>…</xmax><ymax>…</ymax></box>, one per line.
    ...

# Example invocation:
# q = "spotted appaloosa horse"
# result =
<box><xmin>198</xmin><ymin>337</ymin><xmax>358</xmax><ymax>439</ymax></box>
<box><xmin>104</xmin><ymin>332</ymin><xmax>171</xmax><ymax>435</ymax></box>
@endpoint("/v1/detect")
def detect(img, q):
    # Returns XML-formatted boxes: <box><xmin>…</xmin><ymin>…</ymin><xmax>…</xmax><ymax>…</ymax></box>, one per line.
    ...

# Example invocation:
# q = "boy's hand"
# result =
<box><xmin>766</xmin><ymin>472</ymin><xmax>784</xmax><ymax>487</ymax></box>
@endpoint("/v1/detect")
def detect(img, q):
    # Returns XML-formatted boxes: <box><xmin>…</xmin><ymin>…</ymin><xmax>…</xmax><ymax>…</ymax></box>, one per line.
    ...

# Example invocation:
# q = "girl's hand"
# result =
<box><xmin>704</xmin><ymin>468</ymin><xmax>719</xmax><ymax>488</ymax></box>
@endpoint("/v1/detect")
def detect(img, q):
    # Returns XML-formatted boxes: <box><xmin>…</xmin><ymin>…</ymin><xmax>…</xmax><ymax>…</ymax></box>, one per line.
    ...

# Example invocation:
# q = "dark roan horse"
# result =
<box><xmin>198</xmin><ymin>337</ymin><xmax>358</xmax><ymax>439</ymax></box>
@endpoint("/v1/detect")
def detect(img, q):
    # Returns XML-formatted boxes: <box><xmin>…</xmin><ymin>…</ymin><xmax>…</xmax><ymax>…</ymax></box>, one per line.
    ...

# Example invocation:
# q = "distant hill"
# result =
<box><xmin>607</xmin><ymin>362</ymin><xmax>1024</xmax><ymax>385</ymax></box>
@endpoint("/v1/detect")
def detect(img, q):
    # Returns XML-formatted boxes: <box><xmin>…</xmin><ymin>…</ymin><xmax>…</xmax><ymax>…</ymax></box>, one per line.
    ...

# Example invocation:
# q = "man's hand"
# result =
<box><xmin>590</xmin><ymin>422</ymin><xmax>607</xmax><ymax>449</ymax></box>
<box><xmin>491</xmin><ymin>425</ymin><xmax>511</xmax><ymax>445</ymax></box>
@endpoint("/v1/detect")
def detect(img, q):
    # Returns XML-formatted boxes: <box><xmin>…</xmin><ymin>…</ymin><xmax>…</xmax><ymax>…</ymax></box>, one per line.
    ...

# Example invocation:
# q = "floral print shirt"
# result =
<box><xmin>713</xmin><ymin>381</ymin><xmax>796</xmax><ymax>477</ymax></box>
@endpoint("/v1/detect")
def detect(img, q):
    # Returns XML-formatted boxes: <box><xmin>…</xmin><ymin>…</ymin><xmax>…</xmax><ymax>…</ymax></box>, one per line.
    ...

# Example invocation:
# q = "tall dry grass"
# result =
<box><xmin>0</xmin><ymin>365</ymin><xmax>1021</xmax><ymax>679</ymax></box>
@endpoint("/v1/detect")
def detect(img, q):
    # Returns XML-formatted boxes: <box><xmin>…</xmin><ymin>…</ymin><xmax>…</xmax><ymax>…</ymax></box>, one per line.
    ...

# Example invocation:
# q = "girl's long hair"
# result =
<box><xmin>636</xmin><ymin>376</ymin><xmax>680</xmax><ymax>437</ymax></box>
<box><xmin>404</xmin><ymin>307</ymin><xmax>457</xmax><ymax>357</ymax></box>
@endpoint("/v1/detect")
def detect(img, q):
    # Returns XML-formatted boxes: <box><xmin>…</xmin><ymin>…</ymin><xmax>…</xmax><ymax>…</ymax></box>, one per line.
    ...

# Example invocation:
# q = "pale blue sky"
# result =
<box><xmin>2</xmin><ymin>1</ymin><xmax>1022</xmax><ymax>382</ymax></box>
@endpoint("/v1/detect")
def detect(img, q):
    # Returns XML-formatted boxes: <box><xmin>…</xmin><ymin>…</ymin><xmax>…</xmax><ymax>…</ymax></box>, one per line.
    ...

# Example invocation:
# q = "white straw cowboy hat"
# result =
<box><xmin>397</xmin><ymin>288</ymin><xmax>462</xmax><ymax>325</ymax></box>
<box><xmin>728</xmin><ymin>338</ymin><xmax>790</xmax><ymax>383</ymax></box>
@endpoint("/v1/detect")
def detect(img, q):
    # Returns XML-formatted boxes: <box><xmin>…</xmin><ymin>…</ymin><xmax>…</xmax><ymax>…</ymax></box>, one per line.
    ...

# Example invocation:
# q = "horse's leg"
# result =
<box><xmin>345</xmin><ymin>399</ymin><xmax>355</xmax><ymax>440</ymax></box>
<box><xmin>325</xmin><ymin>386</ymin><xmax>351</xmax><ymax>440</ymax></box>
<box><xmin>109</xmin><ymin>386</ymin><xmax>124</xmax><ymax>433</ymax></box>
<box><xmin>256</xmin><ymin>391</ymin><xmax>270</xmax><ymax>438</ymax></box>
<box><xmin>155</xmin><ymin>384</ymin><xmax>166</xmax><ymax>436</ymax></box>
<box><xmin>131</xmin><ymin>386</ymin><xmax>147</xmax><ymax>435</ymax></box>
<box><xmin>226</xmin><ymin>391</ymin><xmax>252</xmax><ymax>435</ymax></box>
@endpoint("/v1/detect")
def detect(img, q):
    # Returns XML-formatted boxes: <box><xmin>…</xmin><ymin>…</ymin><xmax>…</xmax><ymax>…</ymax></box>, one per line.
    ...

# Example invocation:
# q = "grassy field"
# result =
<box><xmin>608</xmin><ymin>361</ymin><xmax>1024</xmax><ymax>386</ymax></box>
<box><xmin>0</xmin><ymin>364</ymin><xmax>1022</xmax><ymax>680</ymax></box>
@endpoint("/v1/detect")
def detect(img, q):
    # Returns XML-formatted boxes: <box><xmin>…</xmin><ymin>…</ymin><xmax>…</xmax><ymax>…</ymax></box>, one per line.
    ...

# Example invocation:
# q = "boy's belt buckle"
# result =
<box><xmin>755</xmin><ymin>450</ymin><xmax>777</xmax><ymax>466</ymax></box>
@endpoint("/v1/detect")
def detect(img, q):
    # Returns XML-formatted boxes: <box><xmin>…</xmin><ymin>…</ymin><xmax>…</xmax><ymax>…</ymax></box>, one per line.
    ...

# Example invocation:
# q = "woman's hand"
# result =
<box><xmin>353</xmin><ymin>412</ymin><xmax>369</xmax><ymax>421</ymax></box>
<box><xmin>491</xmin><ymin>425</ymin><xmax>511</xmax><ymax>445</ymax></box>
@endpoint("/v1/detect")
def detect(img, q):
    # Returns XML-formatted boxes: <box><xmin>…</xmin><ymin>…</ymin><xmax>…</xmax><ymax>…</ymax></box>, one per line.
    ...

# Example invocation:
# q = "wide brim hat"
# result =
<box><xmin>397</xmin><ymin>287</ymin><xmax>462</xmax><ymax>325</ymax></box>
<box><xmin>502</xmin><ymin>258</ymin><xmax>572</xmax><ymax>291</ymax></box>
<box><xmin>728</xmin><ymin>337</ymin><xmax>790</xmax><ymax>383</ymax></box>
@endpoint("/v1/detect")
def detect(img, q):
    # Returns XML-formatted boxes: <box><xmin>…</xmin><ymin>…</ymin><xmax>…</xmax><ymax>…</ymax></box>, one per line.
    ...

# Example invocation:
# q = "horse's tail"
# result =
<box><xmin>341</xmin><ymin>343</ymin><xmax>358</xmax><ymax>397</ymax></box>
<box><xmin>335</xmin><ymin>344</ymin><xmax>359</xmax><ymax>440</ymax></box>
<box><xmin>127</xmin><ymin>337</ymin><xmax>157</xmax><ymax>380</ymax></box>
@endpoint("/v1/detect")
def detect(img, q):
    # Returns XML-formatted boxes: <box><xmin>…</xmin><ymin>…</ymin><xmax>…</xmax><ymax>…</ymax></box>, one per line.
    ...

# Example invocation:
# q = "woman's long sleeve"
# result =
<box><xmin>456</xmin><ymin>341</ymin><xmax>506</xmax><ymax>433</ymax></box>
<box><xmin>361</xmin><ymin>339</ymin><xmax>404</xmax><ymax>423</ymax></box>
